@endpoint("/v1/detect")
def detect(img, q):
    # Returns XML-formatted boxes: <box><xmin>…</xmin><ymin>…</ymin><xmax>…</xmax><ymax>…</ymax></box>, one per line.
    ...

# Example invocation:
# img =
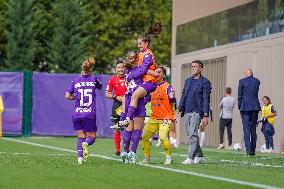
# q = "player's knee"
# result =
<box><xmin>159</xmin><ymin>136</ymin><xmax>169</xmax><ymax>143</ymax></box>
<box><xmin>142</xmin><ymin>134</ymin><xmax>149</xmax><ymax>142</ymax></box>
<box><xmin>131</xmin><ymin>92</ymin><xmax>140</xmax><ymax>101</ymax></box>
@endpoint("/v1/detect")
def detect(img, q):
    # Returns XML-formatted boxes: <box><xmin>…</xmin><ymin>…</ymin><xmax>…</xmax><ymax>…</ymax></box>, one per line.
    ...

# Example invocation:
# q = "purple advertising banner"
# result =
<box><xmin>0</xmin><ymin>72</ymin><xmax>23</xmax><ymax>135</ymax></box>
<box><xmin>32</xmin><ymin>72</ymin><xmax>113</xmax><ymax>137</ymax></box>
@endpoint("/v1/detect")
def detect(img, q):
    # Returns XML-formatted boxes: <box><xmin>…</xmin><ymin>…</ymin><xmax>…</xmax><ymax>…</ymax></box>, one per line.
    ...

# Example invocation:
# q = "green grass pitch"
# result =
<box><xmin>0</xmin><ymin>137</ymin><xmax>283</xmax><ymax>189</ymax></box>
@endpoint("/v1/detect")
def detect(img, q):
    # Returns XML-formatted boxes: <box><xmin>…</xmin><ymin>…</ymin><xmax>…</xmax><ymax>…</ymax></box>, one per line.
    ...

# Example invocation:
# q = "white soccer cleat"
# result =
<box><xmin>78</xmin><ymin>157</ymin><xmax>84</xmax><ymax>165</ymax></box>
<box><xmin>164</xmin><ymin>156</ymin><xmax>173</xmax><ymax>165</ymax></box>
<box><xmin>141</xmin><ymin>157</ymin><xmax>150</xmax><ymax>164</ymax></box>
<box><xmin>194</xmin><ymin>156</ymin><xmax>205</xmax><ymax>164</ymax></box>
<box><xmin>182</xmin><ymin>158</ymin><xmax>194</xmax><ymax>165</ymax></box>
<box><xmin>128</xmin><ymin>151</ymin><xmax>137</xmax><ymax>163</ymax></box>
<box><xmin>120</xmin><ymin>151</ymin><xmax>129</xmax><ymax>163</ymax></box>
<box><xmin>119</xmin><ymin>117</ymin><xmax>130</xmax><ymax>127</ymax></box>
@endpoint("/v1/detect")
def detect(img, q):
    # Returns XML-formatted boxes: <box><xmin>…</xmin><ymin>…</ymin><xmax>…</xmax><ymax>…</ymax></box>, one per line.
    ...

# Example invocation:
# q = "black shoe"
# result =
<box><xmin>246</xmin><ymin>152</ymin><xmax>255</xmax><ymax>156</ymax></box>
<box><xmin>115</xmin><ymin>151</ymin><xmax>121</xmax><ymax>156</ymax></box>
<box><xmin>250</xmin><ymin>152</ymin><xmax>255</xmax><ymax>156</ymax></box>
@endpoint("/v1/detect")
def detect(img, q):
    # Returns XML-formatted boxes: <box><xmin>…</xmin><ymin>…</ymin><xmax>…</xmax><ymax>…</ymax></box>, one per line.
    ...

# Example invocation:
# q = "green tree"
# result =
<box><xmin>48</xmin><ymin>0</ymin><xmax>90</xmax><ymax>73</ymax></box>
<box><xmin>5</xmin><ymin>0</ymin><xmax>37</xmax><ymax>70</ymax></box>
<box><xmin>0</xmin><ymin>0</ymin><xmax>8</xmax><ymax>69</ymax></box>
<box><xmin>83</xmin><ymin>0</ymin><xmax>172</xmax><ymax>74</ymax></box>
<box><xmin>33</xmin><ymin>0</ymin><xmax>54</xmax><ymax>72</ymax></box>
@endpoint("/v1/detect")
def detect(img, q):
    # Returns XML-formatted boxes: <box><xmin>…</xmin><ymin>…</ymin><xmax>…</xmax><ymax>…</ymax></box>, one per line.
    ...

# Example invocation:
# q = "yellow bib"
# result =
<box><xmin>261</xmin><ymin>104</ymin><xmax>275</xmax><ymax>125</ymax></box>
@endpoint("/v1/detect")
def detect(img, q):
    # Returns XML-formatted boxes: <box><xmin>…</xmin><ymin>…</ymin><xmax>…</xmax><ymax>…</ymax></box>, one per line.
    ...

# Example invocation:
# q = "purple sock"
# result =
<box><xmin>85</xmin><ymin>136</ymin><xmax>96</xmax><ymax>146</ymax></box>
<box><xmin>126</xmin><ymin>106</ymin><xmax>137</xmax><ymax>120</ymax></box>
<box><xmin>77</xmin><ymin>137</ymin><xmax>85</xmax><ymax>157</ymax></box>
<box><xmin>131</xmin><ymin>130</ymin><xmax>142</xmax><ymax>153</ymax></box>
<box><xmin>123</xmin><ymin>130</ymin><xmax>132</xmax><ymax>153</ymax></box>
<box><xmin>120</xmin><ymin>112</ymin><xmax>126</xmax><ymax>121</ymax></box>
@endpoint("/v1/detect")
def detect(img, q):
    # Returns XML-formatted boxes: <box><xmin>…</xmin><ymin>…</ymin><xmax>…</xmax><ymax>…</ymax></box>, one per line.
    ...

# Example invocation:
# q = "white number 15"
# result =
<box><xmin>78</xmin><ymin>89</ymin><xmax>92</xmax><ymax>107</ymax></box>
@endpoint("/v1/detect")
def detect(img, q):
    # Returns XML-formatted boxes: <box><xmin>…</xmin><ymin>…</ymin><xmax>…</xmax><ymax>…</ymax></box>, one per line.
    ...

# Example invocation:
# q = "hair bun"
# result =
<box><xmin>87</xmin><ymin>57</ymin><xmax>95</xmax><ymax>65</ymax></box>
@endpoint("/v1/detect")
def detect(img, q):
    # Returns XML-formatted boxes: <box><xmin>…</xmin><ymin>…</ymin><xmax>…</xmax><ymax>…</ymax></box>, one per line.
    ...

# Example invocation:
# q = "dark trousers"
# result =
<box><xmin>219</xmin><ymin>118</ymin><xmax>232</xmax><ymax>146</ymax></box>
<box><xmin>241</xmin><ymin>111</ymin><xmax>258</xmax><ymax>154</ymax></box>
<box><xmin>261</xmin><ymin>121</ymin><xmax>275</xmax><ymax>149</ymax></box>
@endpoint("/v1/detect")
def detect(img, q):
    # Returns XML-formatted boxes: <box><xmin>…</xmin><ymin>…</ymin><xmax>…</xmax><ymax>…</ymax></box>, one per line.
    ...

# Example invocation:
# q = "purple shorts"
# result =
<box><xmin>125</xmin><ymin>94</ymin><xmax>146</xmax><ymax>117</ymax></box>
<box><xmin>72</xmin><ymin>117</ymin><xmax>97</xmax><ymax>132</ymax></box>
<box><xmin>141</xmin><ymin>82</ymin><xmax>157</xmax><ymax>95</ymax></box>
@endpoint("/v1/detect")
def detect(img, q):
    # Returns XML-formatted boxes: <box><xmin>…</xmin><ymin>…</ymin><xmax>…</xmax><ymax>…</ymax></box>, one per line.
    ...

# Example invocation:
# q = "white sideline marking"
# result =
<box><xmin>160</xmin><ymin>152</ymin><xmax>283</xmax><ymax>168</ymax></box>
<box><xmin>3</xmin><ymin>137</ymin><xmax>282</xmax><ymax>189</ymax></box>
<box><xmin>220</xmin><ymin>160</ymin><xmax>284</xmax><ymax>168</ymax></box>
<box><xmin>0</xmin><ymin>151</ymin><xmax>74</xmax><ymax>156</ymax></box>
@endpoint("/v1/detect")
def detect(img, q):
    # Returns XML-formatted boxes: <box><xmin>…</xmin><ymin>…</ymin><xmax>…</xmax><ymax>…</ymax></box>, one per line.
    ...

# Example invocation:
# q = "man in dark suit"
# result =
<box><xmin>178</xmin><ymin>60</ymin><xmax>211</xmax><ymax>164</ymax></box>
<box><xmin>238</xmin><ymin>69</ymin><xmax>261</xmax><ymax>156</ymax></box>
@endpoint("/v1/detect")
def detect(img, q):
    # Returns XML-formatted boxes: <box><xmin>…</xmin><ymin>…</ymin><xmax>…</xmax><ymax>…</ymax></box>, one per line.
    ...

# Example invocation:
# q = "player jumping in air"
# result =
<box><xmin>119</xmin><ymin>22</ymin><xmax>164</xmax><ymax>127</ymax></box>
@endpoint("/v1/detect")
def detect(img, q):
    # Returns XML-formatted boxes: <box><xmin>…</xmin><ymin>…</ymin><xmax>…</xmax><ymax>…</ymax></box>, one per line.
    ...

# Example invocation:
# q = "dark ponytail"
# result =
<box><xmin>139</xmin><ymin>22</ymin><xmax>164</xmax><ymax>45</ymax></box>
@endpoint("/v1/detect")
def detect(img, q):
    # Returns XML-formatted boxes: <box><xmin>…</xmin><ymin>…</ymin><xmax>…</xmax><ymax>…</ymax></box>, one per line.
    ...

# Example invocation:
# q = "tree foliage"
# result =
<box><xmin>5</xmin><ymin>0</ymin><xmax>37</xmax><ymax>70</ymax></box>
<box><xmin>0</xmin><ymin>0</ymin><xmax>172</xmax><ymax>73</ymax></box>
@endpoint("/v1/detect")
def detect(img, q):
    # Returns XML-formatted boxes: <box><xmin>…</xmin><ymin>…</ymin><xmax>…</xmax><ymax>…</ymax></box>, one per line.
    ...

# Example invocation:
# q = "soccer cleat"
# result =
<box><xmin>110</xmin><ymin>124</ymin><xmax>124</xmax><ymax>131</ymax></box>
<box><xmin>82</xmin><ymin>142</ymin><xmax>89</xmax><ymax>159</ymax></box>
<box><xmin>140</xmin><ymin>157</ymin><xmax>150</xmax><ymax>164</ymax></box>
<box><xmin>182</xmin><ymin>158</ymin><xmax>194</xmax><ymax>165</ymax></box>
<box><xmin>128</xmin><ymin>151</ymin><xmax>137</xmax><ymax>163</ymax></box>
<box><xmin>164</xmin><ymin>156</ymin><xmax>173</xmax><ymax>165</ymax></box>
<box><xmin>120</xmin><ymin>151</ymin><xmax>129</xmax><ymax>163</ymax></box>
<box><xmin>119</xmin><ymin>117</ymin><xmax>130</xmax><ymax>127</ymax></box>
<box><xmin>115</xmin><ymin>151</ymin><xmax>121</xmax><ymax>156</ymax></box>
<box><xmin>193</xmin><ymin>156</ymin><xmax>205</xmax><ymax>164</ymax></box>
<box><xmin>78</xmin><ymin>157</ymin><xmax>84</xmax><ymax>165</ymax></box>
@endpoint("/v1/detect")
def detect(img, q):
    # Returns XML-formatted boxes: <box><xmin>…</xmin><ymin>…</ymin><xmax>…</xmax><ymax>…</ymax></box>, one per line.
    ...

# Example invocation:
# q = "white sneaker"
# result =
<box><xmin>156</xmin><ymin>139</ymin><xmax>161</xmax><ymax>147</ymax></box>
<box><xmin>194</xmin><ymin>156</ymin><xmax>204</xmax><ymax>164</ymax></box>
<box><xmin>266</xmin><ymin>148</ymin><xmax>273</xmax><ymax>153</ymax></box>
<box><xmin>120</xmin><ymin>151</ymin><xmax>129</xmax><ymax>163</ymax></box>
<box><xmin>217</xmin><ymin>144</ymin><xmax>225</xmax><ymax>149</ymax></box>
<box><xmin>141</xmin><ymin>157</ymin><xmax>150</xmax><ymax>164</ymax></box>
<box><xmin>182</xmin><ymin>158</ymin><xmax>194</xmax><ymax>165</ymax></box>
<box><xmin>128</xmin><ymin>151</ymin><xmax>137</xmax><ymax>163</ymax></box>
<box><xmin>78</xmin><ymin>157</ymin><xmax>84</xmax><ymax>165</ymax></box>
<box><xmin>226</xmin><ymin>145</ymin><xmax>233</xmax><ymax>150</ymax></box>
<box><xmin>164</xmin><ymin>156</ymin><xmax>173</xmax><ymax>165</ymax></box>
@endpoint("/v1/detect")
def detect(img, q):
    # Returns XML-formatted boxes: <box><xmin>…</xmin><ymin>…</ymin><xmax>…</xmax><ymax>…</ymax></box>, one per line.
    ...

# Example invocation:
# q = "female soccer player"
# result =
<box><xmin>116</xmin><ymin>51</ymin><xmax>145</xmax><ymax>163</ymax></box>
<box><xmin>105</xmin><ymin>61</ymin><xmax>127</xmax><ymax>156</ymax></box>
<box><xmin>141</xmin><ymin>66</ymin><xmax>176</xmax><ymax>164</ymax></box>
<box><xmin>65</xmin><ymin>57</ymin><xmax>102</xmax><ymax>164</ymax></box>
<box><xmin>119</xmin><ymin>22</ymin><xmax>164</xmax><ymax>126</ymax></box>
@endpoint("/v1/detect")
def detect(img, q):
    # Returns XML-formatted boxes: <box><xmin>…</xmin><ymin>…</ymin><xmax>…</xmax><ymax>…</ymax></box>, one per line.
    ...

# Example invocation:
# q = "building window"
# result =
<box><xmin>176</xmin><ymin>0</ymin><xmax>284</xmax><ymax>55</ymax></box>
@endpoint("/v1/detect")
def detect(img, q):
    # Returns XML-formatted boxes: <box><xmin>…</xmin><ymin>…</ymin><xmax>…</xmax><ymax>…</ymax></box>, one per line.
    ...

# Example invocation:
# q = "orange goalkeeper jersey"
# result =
<box><xmin>150</xmin><ymin>82</ymin><xmax>175</xmax><ymax>120</ymax></box>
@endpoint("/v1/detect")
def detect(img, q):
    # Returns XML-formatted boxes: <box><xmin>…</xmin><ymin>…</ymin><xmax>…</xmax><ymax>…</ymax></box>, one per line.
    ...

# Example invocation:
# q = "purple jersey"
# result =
<box><xmin>125</xmin><ymin>67</ymin><xmax>143</xmax><ymax>95</ymax></box>
<box><xmin>67</xmin><ymin>75</ymin><xmax>102</xmax><ymax>119</ymax></box>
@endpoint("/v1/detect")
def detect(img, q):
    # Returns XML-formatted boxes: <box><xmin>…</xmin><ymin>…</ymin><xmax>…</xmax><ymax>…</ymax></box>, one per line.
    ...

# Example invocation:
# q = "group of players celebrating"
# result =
<box><xmin>66</xmin><ymin>22</ymin><xmax>178</xmax><ymax>165</ymax></box>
